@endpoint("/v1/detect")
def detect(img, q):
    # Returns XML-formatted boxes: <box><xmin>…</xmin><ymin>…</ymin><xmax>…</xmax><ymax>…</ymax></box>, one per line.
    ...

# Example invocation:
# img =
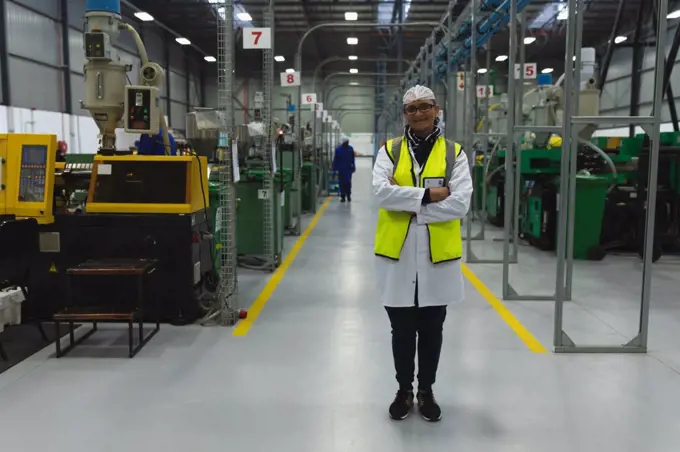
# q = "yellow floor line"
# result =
<box><xmin>462</xmin><ymin>264</ymin><xmax>548</xmax><ymax>354</ymax></box>
<box><xmin>232</xmin><ymin>197</ymin><xmax>332</xmax><ymax>336</ymax></box>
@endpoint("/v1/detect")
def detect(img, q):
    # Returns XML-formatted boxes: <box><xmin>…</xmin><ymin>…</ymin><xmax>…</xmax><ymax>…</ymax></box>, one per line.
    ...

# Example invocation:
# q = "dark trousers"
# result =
<box><xmin>385</xmin><ymin>281</ymin><xmax>447</xmax><ymax>391</ymax></box>
<box><xmin>339</xmin><ymin>177</ymin><xmax>352</xmax><ymax>199</ymax></box>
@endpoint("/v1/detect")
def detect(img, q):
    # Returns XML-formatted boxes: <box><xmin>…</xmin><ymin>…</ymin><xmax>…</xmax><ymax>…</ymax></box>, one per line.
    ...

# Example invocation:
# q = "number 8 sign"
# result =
<box><xmin>280</xmin><ymin>72</ymin><xmax>301</xmax><ymax>87</ymax></box>
<box><xmin>243</xmin><ymin>28</ymin><xmax>272</xmax><ymax>49</ymax></box>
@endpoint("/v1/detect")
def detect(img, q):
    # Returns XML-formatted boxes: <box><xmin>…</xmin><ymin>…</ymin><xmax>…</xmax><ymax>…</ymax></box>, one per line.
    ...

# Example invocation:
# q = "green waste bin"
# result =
<box><xmin>235</xmin><ymin>170</ymin><xmax>285</xmax><ymax>262</ymax></box>
<box><xmin>572</xmin><ymin>174</ymin><xmax>609</xmax><ymax>260</ymax></box>
<box><xmin>301</xmin><ymin>163</ymin><xmax>315</xmax><ymax>212</ymax></box>
<box><xmin>473</xmin><ymin>164</ymin><xmax>484</xmax><ymax>211</ymax></box>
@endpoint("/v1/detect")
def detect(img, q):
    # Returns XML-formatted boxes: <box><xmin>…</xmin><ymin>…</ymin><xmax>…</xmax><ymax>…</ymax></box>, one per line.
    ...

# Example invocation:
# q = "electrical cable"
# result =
<box><xmin>189</xmin><ymin>149</ymin><xmax>222</xmax><ymax>295</ymax></box>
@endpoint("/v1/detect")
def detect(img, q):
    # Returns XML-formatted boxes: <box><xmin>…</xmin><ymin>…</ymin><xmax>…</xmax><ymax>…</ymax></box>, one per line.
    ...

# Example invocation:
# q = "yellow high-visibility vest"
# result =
<box><xmin>374</xmin><ymin>136</ymin><xmax>463</xmax><ymax>264</ymax></box>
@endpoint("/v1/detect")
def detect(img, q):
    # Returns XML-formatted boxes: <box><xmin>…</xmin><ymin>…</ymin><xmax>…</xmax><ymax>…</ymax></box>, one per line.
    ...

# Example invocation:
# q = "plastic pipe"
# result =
<box><xmin>122</xmin><ymin>23</ymin><xmax>149</xmax><ymax>66</ymax></box>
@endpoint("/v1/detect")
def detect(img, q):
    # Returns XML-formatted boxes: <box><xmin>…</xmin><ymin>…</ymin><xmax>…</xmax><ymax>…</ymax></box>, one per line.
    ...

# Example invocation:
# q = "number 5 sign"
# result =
<box><xmin>514</xmin><ymin>63</ymin><xmax>537</xmax><ymax>79</ymax></box>
<box><xmin>243</xmin><ymin>28</ymin><xmax>272</xmax><ymax>49</ymax></box>
<box><xmin>302</xmin><ymin>93</ymin><xmax>317</xmax><ymax>105</ymax></box>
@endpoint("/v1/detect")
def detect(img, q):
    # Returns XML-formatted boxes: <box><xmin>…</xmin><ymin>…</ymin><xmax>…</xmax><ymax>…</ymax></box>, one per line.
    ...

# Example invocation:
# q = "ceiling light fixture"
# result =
<box><xmin>285</xmin><ymin>68</ymin><xmax>295</xmax><ymax>74</ymax></box>
<box><xmin>495</xmin><ymin>55</ymin><xmax>508</xmax><ymax>62</ymax></box>
<box><xmin>176</xmin><ymin>37</ymin><xmax>191</xmax><ymax>45</ymax></box>
<box><xmin>274</xmin><ymin>55</ymin><xmax>285</xmax><ymax>62</ymax></box>
<box><xmin>204</xmin><ymin>56</ymin><xmax>216</xmax><ymax>62</ymax></box>
<box><xmin>345</xmin><ymin>12</ymin><xmax>358</xmax><ymax>21</ymax></box>
<box><xmin>348</xmin><ymin>55</ymin><xmax>358</xmax><ymax>60</ymax></box>
<box><xmin>524</xmin><ymin>37</ymin><xmax>536</xmax><ymax>45</ymax></box>
<box><xmin>614</xmin><ymin>36</ymin><xmax>627</xmax><ymax>44</ymax></box>
<box><xmin>349</xmin><ymin>68</ymin><xmax>359</xmax><ymax>74</ymax></box>
<box><xmin>350</xmin><ymin>82</ymin><xmax>359</xmax><ymax>86</ymax></box>
<box><xmin>477</xmin><ymin>68</ymin><xmax>488</xmax><ymax>74</ymax></box>
<box><xmin>542</xmin><ymin>68</ymin><xmax>554</xmax><ymax>74</ymax></box>
<box><xmin>237</xmin><ymin>12</ymin><xmax>252</xmax><ymax>21</ymax></box>
<box><xmin>134</xmin><ymin>11</ymin><xmax>154</xmax><ymax>22</ymax></box>
<box><xmin>347</xmin><ymin>37</ymin><xmax>358</xmax><ymax>45</ymax></box>
<box><xmin>668</xmin><ymin>9</ymin><xmax>680</xmax><ymax>19</ymax></box>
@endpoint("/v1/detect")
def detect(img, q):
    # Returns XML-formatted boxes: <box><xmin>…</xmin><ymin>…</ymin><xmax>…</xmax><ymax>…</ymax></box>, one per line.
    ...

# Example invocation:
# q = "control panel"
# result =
<box><xmin>84</xmin><ymin>32</ymin><xmax>112</xmax><ymax>60</ymax></box>
<box><xmin>18</xmin><ymin>145</ymin><xmax>47</xmax><ymax>202</ymax></box>
<box><xmin>0</xmin><ymin>134</ymin><xmax>56</xmax><ymax>224</ymax></box>
<box><xmin>124</xmin><ymin>85</ymin><xmax>161</xmax><ymax>134</ymax></box>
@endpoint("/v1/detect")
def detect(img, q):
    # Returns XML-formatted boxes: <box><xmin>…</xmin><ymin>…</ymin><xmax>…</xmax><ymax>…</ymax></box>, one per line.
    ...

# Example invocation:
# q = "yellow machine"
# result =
<box><xmin>86</xmin><ymin>154</ymin><xmax>209</xmax><ymax>215</ymax></box>
<box><xmin>0</xmin><ymin>134</ymin><xmax>57</xmax><ymax>224</ymax></box>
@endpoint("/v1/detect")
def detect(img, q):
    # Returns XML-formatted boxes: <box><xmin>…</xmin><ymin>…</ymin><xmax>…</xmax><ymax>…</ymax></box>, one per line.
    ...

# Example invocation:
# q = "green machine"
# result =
<box><xmin>481</xmin><ymin>138</ymin><xmax>641</xmax><ymax>259</ymax></box>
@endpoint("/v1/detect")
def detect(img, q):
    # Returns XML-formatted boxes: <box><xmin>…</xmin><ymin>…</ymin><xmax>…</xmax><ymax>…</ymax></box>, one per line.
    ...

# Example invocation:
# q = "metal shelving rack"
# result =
<box><xmin>378</xmin><ymin>0</ymin><xmax>668</xmax><ymax>353</ymax></box>
<box><xmin>553</xmin><ymin>0</ymin><xmax>667</xmax><ymax>353</ymax></box>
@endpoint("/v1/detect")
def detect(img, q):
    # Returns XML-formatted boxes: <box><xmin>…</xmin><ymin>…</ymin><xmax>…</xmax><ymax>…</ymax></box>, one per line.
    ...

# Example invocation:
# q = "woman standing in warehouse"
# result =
<box><xmin>333</xmin><ymin>136</ymin><xmax>356</xmax><ymax>202</ymax></box>
<box><xmin>372</xmin><ymin>85</ymin><xmax>472</xmax><ymax>422</ymax></box>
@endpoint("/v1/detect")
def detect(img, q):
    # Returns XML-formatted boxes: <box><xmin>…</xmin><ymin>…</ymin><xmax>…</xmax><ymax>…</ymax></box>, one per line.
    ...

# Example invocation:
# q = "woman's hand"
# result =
<box><xmin>429</xmin><ymin>187</ymin><xmax>450</xmax><ymax>202</ymax></box>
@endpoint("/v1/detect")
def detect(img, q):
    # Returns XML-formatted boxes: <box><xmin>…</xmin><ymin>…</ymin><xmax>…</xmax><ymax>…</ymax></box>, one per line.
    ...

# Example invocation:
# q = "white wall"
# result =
<box><xmin>600</xmin><ymin>22</ymin><xmax>680</xmax><ymax>123</ymax></box>
<box><xmin>0</xmin><ymin>106</ymin><xmax>178</xmax><ymax>154</ymax></box>
<box><xmin>204</xmin><ymin>75</ymin><xmax>395</xmax><ymax>135</ymax></box>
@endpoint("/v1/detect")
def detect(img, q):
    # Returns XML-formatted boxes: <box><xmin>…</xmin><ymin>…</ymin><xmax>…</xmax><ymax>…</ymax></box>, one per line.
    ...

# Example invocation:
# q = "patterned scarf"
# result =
<box><xmin>404</xmin><ymin>118</ymin><xmax>441</xmax><ymax>167</ymax></box>
<box><xmin>404</xmin><ymin>117</ymin><xmax>441</xmax><ymax>150</ymax></box>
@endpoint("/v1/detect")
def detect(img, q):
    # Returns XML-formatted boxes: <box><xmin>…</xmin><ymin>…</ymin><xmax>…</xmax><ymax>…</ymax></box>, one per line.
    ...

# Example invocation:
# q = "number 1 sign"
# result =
<box><xmin>243</xmin><ymin>28</ymin><xmax>272</xmax><ymax>49</ymax></box>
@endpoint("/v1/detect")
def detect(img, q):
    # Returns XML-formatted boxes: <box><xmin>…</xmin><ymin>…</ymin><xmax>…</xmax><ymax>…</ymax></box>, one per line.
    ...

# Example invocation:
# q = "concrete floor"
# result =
<box><xmin>2</xmin><ymin>158</ymin><xmax>680</xmax><ymax>451</ymax></box>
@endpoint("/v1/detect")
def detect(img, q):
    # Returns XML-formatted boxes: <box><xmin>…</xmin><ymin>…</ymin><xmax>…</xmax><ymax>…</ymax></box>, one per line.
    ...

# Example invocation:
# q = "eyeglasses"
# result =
<box><xmin>404</xmin><ymin>103</ymin><xmax>435</xmax><ymax>115</ymax></box>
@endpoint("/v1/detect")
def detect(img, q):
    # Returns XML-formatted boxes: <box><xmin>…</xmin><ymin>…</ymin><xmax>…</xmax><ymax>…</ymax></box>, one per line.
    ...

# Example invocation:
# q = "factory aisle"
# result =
<box><xmin>2</xmin><ymin>159</ymin><xmax>680</xmax><ymax>451</ymax></box>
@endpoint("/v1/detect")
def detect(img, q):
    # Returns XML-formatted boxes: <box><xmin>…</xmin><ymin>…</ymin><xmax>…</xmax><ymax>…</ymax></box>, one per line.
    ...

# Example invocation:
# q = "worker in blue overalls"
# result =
<box><xmin>333</xmin><ymin>136</ymin><xmax>356</xmax><ymax>202</ymax></box>
<box><xmin>136</xmin><ymin>128</ymin><xmax>178</xmax><ymax>156</ymax></box>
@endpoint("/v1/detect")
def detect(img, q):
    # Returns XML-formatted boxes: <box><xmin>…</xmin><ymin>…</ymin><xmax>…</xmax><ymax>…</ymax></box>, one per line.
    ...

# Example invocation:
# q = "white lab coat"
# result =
<box><xmin>372</xmin><ymin>141</ymin><xmax>473</xmax><ymax>308</ymax></box>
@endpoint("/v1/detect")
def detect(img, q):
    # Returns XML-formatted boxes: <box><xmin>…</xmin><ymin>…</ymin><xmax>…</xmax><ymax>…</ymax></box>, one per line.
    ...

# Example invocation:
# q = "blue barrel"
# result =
<box><xmin>86</xmin><ymin>0</ymin><xmax>121</xmax><ymax>14</ymax></box>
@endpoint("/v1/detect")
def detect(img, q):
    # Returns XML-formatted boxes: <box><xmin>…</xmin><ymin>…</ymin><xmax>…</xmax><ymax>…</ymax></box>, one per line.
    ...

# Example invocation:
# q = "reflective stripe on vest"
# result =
<box><xmin>374</xmin><ymin>136</ymin><xmax>463</xmax><ymax>264</ymax></box>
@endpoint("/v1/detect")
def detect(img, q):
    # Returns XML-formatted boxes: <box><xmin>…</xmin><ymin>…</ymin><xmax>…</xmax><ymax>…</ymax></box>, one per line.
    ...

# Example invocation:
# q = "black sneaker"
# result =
<box><xmin>417</xmin><ymin>390</ymin><xmax>442</xmax><ymax>422</ymax></box>
<box><xmin>389</xmin><ymin>389</ymin><xmax>414</xmax><ymax>420</ymax></box>
<box><xmin>340</xmin><ymin>197</ymin><xmax>346</xmax><ymax>202</ymax></box>
<box><xmin>347</xmin><ymin>195</ymin><xmax>352</xmax><ymax>202</ymax></box>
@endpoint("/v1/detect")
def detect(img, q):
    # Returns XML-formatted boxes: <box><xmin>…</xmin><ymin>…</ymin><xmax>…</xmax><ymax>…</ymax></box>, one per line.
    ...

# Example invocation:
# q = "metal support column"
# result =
<box><xmin>60</xmin><ymin>0</ymin><xmax>73</xmax><ymax>114</ymax></box>
<box><xmin>464</xmin><ymin>0</ymin><xmax>485</xmax><ymax>256</ymax></box>
<box><xmin>261</xmin><ymin>1</ymin><xmax>276</xmax><ymax>270</ymax></box>
<box><xmin>209</xmin><ymin>0</ymin><xmax>238</xmax><ymax>325</ymax></box>
<box><xmin>553</xmin><ymin>0</ymin><xmax>667</xmax><ymax>353</ymax></box>
<box><xmin>0</xmin><ymin>0</ymin><xmax>10</xmax><ymax>106</ymax></box>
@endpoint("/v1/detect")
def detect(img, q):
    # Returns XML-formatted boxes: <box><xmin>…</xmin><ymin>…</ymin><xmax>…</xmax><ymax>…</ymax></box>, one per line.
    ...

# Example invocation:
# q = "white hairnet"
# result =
<box><xmin>403</xmin><ymin>85</ymin><xmax>436</xmax><ymax>105</ymax></box>
<box><xmin>341</xmin><ymin>135</ymin><xmax>350</xmax><ymax>143</ymax></box>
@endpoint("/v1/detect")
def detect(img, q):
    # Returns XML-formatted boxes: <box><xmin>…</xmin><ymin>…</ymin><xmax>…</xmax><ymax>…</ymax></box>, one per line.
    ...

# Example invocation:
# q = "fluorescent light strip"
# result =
<box><xmin>204</xmin><ymin>56</ymin><xmax>216</xmax><ymax>62</ymax></box>
<box><xmin>348</xmin><ymin>55</ymin><xmax>358</xmax><ymax>61</ymax></box>
<box><xmin>345</xmin><ymin>12</ymin><xmax>358</xmax><ymax>21</ymax></box>
<box><xmin>495</xmin><ymin>55</ymin><xmax>508</xmax><ymax>62</ymax></box>
<box><xmin>274</xmin><ymin>55</ymin><xmax>285</xmax><ymax>62</ymax></box>
<box><xmin>285</xmin><ymin>68</ymin><xmax>295</xmax><ymax>74</ymax></box>
<box><xmin>176</xmin><ymin>37</ymin><xmax>191</xmax><ymax>45</ymax></box>
<box><xmin>237</xmin><ymin>12</ymin><xmax>252</xmax><ymax>21</ymax></box>
<box><xmin>134</xmin><ymin>11</ymin><xmax>154</xmax><ymax>22</ymax></box>
<box><xmin>347</xmin><ymin>37</ymin><xmax>358</xmax><ymax>45</ymax></box>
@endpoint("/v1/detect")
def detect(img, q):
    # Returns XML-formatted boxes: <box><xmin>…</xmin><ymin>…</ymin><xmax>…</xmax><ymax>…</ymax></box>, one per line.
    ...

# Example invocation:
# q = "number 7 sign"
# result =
<box><xmin>243</xmin><ymin>28</ymin><xmax>272</xmax><ymax>49</ymax></box>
